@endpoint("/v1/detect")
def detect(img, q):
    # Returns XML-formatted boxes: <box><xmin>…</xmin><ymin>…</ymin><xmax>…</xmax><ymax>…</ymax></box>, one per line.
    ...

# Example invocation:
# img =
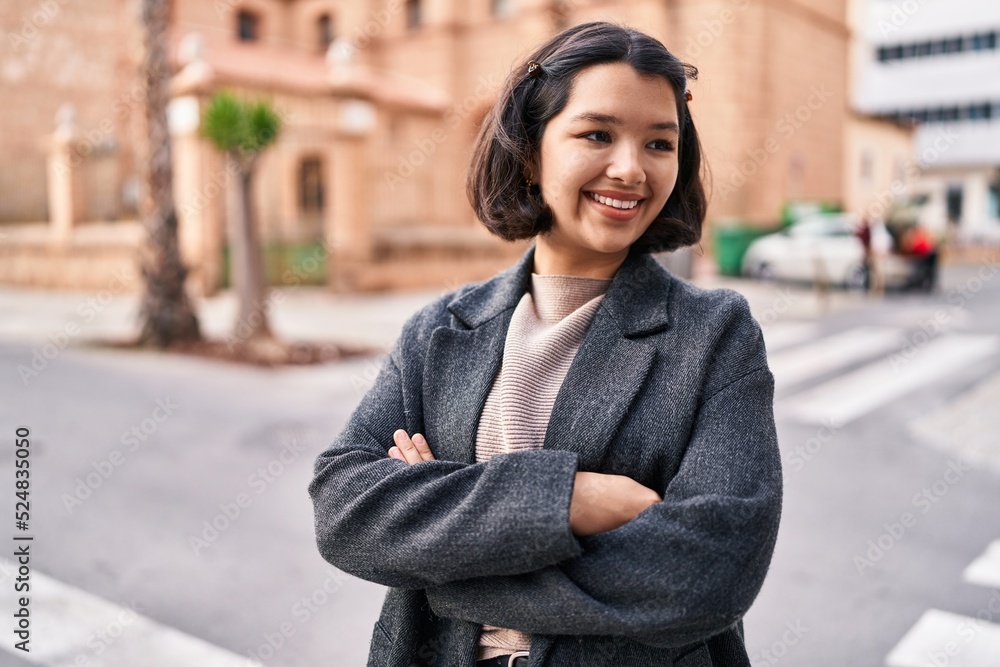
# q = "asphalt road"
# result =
<box><xmin>1</xmin><ymin>261</ymin><xmax>999</xmax><ymax>666</ymax></box>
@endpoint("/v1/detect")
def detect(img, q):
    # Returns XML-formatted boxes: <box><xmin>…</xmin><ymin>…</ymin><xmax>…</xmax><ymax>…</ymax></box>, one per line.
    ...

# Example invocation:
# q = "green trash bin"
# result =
<box><xmin>713</xmin><ymin>226</ymin><xmax>771</xmax><ymax>277</ymax></box>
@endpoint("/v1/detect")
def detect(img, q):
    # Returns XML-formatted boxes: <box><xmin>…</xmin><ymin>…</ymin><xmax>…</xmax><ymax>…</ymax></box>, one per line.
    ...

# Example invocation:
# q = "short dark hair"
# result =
<box><xmin>466</xmin><ymin>21</ymin><xmax>706</xmax><ymax>254</ymax></box>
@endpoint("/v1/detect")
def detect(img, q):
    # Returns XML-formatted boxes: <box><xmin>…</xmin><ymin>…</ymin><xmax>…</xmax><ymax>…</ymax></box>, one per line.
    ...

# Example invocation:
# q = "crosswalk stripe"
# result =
<box><xmin>781</xmin><ymin>334</ymin><xmax>1000</xmax><ymax>424</ymax></box>
<box><xmin>0</xmin><ymin>558</ymin><xmax>260</xmax><ymax>667</ymax></box>
<box><xmin>768</xmin><ymin>325</ymin><xmax>903</xmax><ymax>389</ymax></box>
<box><xmin>907</xmin><ymin>370</ymin><xmax>1000</xmax><ymax>475</ymax></box>
<box><xmin>761</xmin><ymin>321</ymin><xmax>822</xmax><ymax>352</ymax></box>
<box><xmin>885</xmin><ymin>609</ymin><xmax>1000</xmax><ymax>667</ymax></box>
<box><xmin>963</xmin><ymin>540</ymin><xmax>1000</xmax><ymax>589</ymax></box>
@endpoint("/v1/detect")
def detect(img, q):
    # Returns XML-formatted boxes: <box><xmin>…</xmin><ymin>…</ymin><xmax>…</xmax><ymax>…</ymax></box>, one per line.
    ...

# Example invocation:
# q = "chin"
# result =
<box><xmin>585</xmin><ymin>227</ymin><xmax>649</xmax><ymax>255</ymax></box>
<box><xmin>582</xmin><ymin>237</ymin><xmax>640</xmax><ymax>257</ymax></box>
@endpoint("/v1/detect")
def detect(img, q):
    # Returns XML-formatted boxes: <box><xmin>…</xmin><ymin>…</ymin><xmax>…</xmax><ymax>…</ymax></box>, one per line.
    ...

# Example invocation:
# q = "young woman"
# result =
<box><xmin>310</xmin><ymin>21</ymin><xmax>782</xmax><ymax>667</ymax></box>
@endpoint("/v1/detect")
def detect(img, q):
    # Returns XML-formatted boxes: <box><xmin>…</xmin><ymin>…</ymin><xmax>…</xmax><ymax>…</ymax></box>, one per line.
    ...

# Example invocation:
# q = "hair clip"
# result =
<box><xmin>684</xmin><ymin>90</ymin><xmax>693</xmax><ymax>102</ymax></box>
<box><xmin>526</xmin><ymin>60</ymin><xmax>543</xmax><ymax>78</ymax></box>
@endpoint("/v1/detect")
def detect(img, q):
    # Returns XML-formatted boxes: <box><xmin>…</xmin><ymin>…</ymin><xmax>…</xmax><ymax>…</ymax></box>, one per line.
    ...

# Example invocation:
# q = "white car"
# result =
<box><xmin>740</xmin><ymin>214</ymin><xmax>911</xmax><ymax>289</ymax></box>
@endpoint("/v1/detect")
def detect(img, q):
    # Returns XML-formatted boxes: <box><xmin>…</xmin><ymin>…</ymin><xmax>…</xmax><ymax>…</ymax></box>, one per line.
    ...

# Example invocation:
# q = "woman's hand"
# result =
<box><xmin>569</xmin><ymin>471</ymin><xmax>662</xmax><ymax>537</ymax></box>
<box><xmin>388</xmin><ymin>429</ymin><xmax>436</xmax><ymax>464</ymax></box>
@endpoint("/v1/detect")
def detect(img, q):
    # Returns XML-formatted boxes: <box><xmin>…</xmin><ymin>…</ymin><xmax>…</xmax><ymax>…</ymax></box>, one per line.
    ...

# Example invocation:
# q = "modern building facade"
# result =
<box><xmin>852</xmin><ymin>0</ymin><xmax>1000</xmax><ymax>242</ymax></box>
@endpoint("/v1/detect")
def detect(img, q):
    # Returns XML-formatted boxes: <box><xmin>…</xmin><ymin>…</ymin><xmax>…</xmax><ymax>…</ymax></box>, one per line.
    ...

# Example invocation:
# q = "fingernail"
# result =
<box><xmin>414</xmin><ymin>434</ymin><xmax>424</xmax><ymax>445</ymax></box>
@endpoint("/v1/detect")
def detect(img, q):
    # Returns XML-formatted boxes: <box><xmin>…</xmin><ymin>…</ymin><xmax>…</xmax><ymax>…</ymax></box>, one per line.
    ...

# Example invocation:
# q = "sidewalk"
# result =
<box><xmin>0</xmin><ymin>264</ymin><xmax>876</xmax><ymax>354</ymax></box>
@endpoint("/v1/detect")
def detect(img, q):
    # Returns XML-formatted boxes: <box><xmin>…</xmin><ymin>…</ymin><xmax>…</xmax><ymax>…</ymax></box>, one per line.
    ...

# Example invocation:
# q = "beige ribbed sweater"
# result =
<box><xmin>474</xmin><ymin>271</ymin><xmax>613</xmax><ymax>661</ymax></box>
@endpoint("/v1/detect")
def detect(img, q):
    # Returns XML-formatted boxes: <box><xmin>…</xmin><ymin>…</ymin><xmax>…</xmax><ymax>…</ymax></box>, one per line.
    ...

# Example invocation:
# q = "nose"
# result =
<box><xmin>605</xmin><ymin>142</ymin><xmax>646</xmax><ymax>185</ymax></box>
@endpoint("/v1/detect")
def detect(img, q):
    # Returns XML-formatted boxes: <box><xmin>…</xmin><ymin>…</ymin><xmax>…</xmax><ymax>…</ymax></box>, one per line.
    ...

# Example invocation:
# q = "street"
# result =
<box><xmin>1</xmin><ymin>261</ymin><xmax>999</xmax><ymax>666</ymax></box>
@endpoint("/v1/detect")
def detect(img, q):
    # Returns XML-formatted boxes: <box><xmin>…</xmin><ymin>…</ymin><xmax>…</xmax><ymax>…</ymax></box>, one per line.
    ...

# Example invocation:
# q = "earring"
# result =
<box><xmin>526</xmin><ymin>174</ymin><xmax>533</xmax><ymax>192</ymax></box>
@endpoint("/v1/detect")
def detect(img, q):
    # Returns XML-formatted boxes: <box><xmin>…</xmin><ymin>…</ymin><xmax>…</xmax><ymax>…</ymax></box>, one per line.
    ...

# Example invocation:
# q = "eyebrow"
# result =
<box><xmin>568</xmin><ymin>112</ymin><xmax>679</xmax><ymax>133</ymax></box>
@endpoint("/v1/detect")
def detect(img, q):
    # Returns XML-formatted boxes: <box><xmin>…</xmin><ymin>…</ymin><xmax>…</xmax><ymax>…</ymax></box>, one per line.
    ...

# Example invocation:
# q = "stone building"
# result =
<box><xmin>0</xmin><ymin>0</ymin><xmax>905</xmax><ymax>293</ymax></box>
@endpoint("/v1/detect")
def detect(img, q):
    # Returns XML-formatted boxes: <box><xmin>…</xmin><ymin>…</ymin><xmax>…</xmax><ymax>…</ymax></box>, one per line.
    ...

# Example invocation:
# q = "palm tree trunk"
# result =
<box><xmin>136</xmin><ymin>0</ymin><xmax>201</xmax><ymax>347</ymax></box>
<box><xmin>227</xmin><ymin>153</ymin><xmax>273</xmax><ymax>342</ymax></box>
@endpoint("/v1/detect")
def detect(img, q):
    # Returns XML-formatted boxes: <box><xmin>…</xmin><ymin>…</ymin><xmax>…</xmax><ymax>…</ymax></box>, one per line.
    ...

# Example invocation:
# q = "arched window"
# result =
<box><xmin>237</xmin><ymin>10</ymin><xmax>260</xmax><ymax>42</ymax></box>
<box><xmin>406</xmin><ymin>0</ymin><xmax>421</xmax><ymax>30</ymax></box>
<box><xmin>317</xmin><ymin>14</ymin><xmax>334</xmax><ymax>52</ymax></box>
<box><xmin>299</xmin><ymin>158</ymin><xmax>325</xmax><ymax>213</ymax></box>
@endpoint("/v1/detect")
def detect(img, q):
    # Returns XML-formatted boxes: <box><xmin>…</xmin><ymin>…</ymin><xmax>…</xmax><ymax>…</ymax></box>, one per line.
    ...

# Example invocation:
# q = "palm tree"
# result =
<box><xmin>201</xmin><ymin>91</ymin><xmax>282</xmax><ymax>354</ymax></box>
<box><xmin>136</xmin><ymin>0</ymin><xmax>202</xmax><ymax>348</ymax></box>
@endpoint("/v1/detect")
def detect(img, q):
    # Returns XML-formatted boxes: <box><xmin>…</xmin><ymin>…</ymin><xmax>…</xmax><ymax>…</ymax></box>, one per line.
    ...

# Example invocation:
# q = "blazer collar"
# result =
<box><xmin>446</xmin><ymin>242</ymin><xmax>674</xmax><ymax>337</ymax></box>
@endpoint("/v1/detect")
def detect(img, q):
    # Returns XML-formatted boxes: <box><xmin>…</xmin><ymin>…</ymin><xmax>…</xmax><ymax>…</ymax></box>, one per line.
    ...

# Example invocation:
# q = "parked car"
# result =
<box><xmin>740</xmin><ymin>213</ymin><xmax>920</xmax><ymax>290</ymax></box>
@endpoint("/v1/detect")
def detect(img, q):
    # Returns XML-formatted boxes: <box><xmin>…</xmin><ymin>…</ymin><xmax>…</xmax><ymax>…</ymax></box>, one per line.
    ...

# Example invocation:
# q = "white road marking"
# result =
<box><xmin>782</xmin><ymin>334</ymin><xmax>1000</xmax><ymax>424</ymax></box>
<box><xmin>963</xmin><ymin>540</ymin><xmax>1000</xmax><ymax>590</ymax></box>
<box><xmin>885</xmin><ymin>609</ymin><xmax>1000</xmax><ymax>667</ymax></box>
<box><xmin>760</xmin><ymin>321</ymin><xmax>822</xmax><ymax>352</ymax></box>
<box><xmin>908</xmin><ymin>370</ymin><xmax>1000</xmax><ymax>475</ymax></box>
<box><xmin>768</xmin><ymin>325</ymin><xmax>903</xmax><ymax>389</ymax></box>
<box><xmin>0</xmin><ymin>558</ymin><xmax>261</xmax><ymax>667</ymax></box>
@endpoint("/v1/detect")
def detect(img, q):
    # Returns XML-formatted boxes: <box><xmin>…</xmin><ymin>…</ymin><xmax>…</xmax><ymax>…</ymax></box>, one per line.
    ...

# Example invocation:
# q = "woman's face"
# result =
<box><xmin>532</xmin><ymin>62</ymin><xmax>680</xmax><ymax>278</ymax></box>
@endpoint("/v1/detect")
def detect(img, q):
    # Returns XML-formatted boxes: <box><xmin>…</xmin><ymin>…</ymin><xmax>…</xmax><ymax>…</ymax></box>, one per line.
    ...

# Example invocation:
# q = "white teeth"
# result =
<box><xmin>588</xmin><ymin>192</ymin><xmax>639</xmax><ymax>209</ymax></box>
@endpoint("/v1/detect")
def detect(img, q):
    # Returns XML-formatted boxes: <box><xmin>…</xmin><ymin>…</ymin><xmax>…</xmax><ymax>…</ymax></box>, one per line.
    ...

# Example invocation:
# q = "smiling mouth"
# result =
<box><xmin>585</xmin><ymin>192</ymin><xmax>645</xmax><ymax>210</ymax></box>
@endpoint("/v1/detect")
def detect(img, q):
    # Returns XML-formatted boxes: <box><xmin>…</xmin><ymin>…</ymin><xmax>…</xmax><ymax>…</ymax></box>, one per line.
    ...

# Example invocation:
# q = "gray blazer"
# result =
<box><xmin>309</xmin><ymin>242</ymin><xmax>782</xmax><ymax>667</ymax></box>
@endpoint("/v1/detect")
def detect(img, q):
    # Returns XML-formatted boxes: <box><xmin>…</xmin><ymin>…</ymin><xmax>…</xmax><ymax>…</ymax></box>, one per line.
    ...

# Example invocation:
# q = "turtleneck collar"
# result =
<box><xmin>529</xmin><ymin>273</ymin><xmax>612</xmax><ymax>324</ymax></box>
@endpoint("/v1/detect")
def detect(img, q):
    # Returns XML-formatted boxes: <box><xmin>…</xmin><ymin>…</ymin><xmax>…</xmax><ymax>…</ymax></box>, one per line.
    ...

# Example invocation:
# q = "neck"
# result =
<box><xmin>532</xmin><ymin>241</ymin><xmax>628</xmax><ymax>279</ymax></box>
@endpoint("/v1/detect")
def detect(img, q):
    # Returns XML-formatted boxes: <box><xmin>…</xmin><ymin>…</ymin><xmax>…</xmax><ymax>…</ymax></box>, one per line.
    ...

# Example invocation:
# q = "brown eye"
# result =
<box><xmin>649</xmin><ymin>139</ymin><xmax>675</xmax><ymax>152</ymax></box>
<box><xmin>582</xmin><ymin>130</ymin><xmax>612</xmax><ymax>143</ymax></box>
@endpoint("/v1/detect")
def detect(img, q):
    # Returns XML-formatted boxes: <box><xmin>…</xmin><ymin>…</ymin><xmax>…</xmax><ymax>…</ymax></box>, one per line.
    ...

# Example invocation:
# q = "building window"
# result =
<box><xmin>299</xmin><ymin>158</ymin><xmax>325</xmax><ymax>213</ymax></box>
<box><xmin>890</xmin><ymin>101</ymin><xmax>1000</xmax><ymax>125</ymax></box>
<box><xmin>877</xmin><ymin>30</ymin><xmax>999</xmax><ymax>62</ymax></box>
<box><xmin>318</xmin><ymin>14</ymin><xmax>334</xmax><ymax>52</ymax></box>
<box><xmin>237</xmin><ymin>10</ymin><xmax>259</xmax><ymax>42</ymax></box>
<box><xmin>972</xmin><ymin>31</ymin><xmax>997</xmax><ymax>51</ymax></box>
<box><xmin>987</xmin><ymin>179</ymin><xmax>1000</xmax><ymax>220</ymax></box>
<box><xmin>946</xmin><ymin>184</ymin><xmax>963</xmax><ymax>224</ymax></box>
<box><xmin>968</xmin><ymin>103</ymin><xmax>992</xmax><ymax>121</ymax></box>
<box><xmin>406</xmin><ymin>0</ymin><xmax>421</xmax><ymax>30</ymax></box>
<box><xmin>492</xmin><ymin>0</ymin><xmax>515</xmax><ymax>17</ymax></box>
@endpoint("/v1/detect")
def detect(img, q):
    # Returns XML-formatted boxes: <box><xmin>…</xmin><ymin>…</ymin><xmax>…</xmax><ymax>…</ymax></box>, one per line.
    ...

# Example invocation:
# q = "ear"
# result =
<box><xmin>524</xmin><ymin>156</ymin><xmax>541</xmax><ymax>183</ymax></box>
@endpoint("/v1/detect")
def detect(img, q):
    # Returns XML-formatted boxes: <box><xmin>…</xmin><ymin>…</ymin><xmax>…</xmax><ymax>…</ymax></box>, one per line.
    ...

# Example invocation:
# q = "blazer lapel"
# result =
<box><xmin>422</xmin><ymin>246</ymin><xmax>534</xmax><ymax>464</ymax></box>
<box><xmin>421</xmin><ymin>319</ymin><xmax>509</xmax><ymax>464</ymax></box>
<box><xmin>544</xmin><ymin>245</ymin><xmax>674</xmax><ymax>469</ymax></box>
<box><xmin>543</xmin><ymin>315</ymin><xmax>657</xmax><ymax>470</ymax></box>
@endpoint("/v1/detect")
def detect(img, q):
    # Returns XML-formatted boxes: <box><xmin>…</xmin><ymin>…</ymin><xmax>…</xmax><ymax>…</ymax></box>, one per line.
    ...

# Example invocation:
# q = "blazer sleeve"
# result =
<box><xmin>308</xmin><ymin>311</ymin><xmax>585</xmax><ymax>590</ymax></box>
<box><xmin>423</xmin><ymin>296</ymin><xmax>783</xmax><ymax>648</ymax></box>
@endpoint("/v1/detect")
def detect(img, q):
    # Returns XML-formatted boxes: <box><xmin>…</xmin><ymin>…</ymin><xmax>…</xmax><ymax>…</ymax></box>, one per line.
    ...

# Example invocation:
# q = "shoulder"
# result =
<box><xmin>661</xmin><ymin>276</ymin><xmax>768</xmax><ymax>395</ymax></box>
<box><xmin>388</xmin><ymin>280</ymin><xmax>483</xmax><ymax>365</ymax></box>
<box><xmin>666</xmin><ymin>275</ymin><xmax>757</xmax><ymax>337</ymax></box>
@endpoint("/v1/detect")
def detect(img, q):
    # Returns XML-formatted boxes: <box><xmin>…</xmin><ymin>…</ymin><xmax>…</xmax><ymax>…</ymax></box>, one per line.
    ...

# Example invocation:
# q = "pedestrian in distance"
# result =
<box><xmin>856</xmin><ymin>215</ymin><xmax>892</xmax><ymax>296</ymax></box>
<box><xmin>309</xmin><ymin>21</ymin><xmax>783</xmax><ymax>667</ymax></box>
